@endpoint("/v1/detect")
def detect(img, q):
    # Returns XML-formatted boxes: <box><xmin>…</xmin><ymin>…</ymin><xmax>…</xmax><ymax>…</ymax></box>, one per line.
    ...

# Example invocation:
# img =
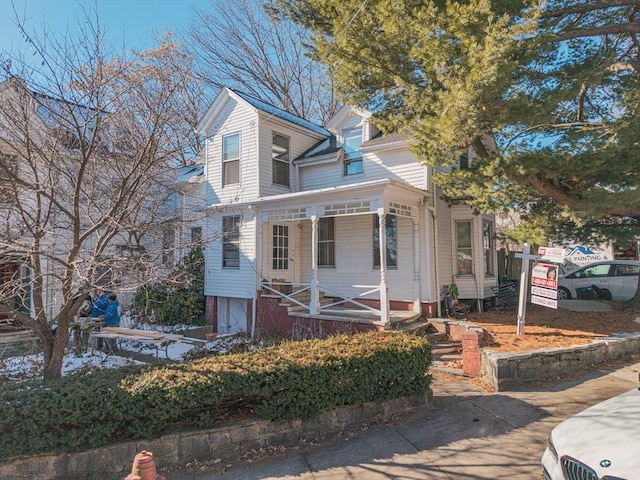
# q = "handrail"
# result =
<box><xmin>261</xmin><ymin>282</ymin><xmax>311</xmax><ymax>310</ymax></box>
<box><xmin>317</xmin><ymin>285</ymin><xmax>381</xmax><ymax>314</ymax></box>
<box><xmin>261</xmin><ymin>281</ymin><xmax>381</xmax><ymax>316</ymax></box>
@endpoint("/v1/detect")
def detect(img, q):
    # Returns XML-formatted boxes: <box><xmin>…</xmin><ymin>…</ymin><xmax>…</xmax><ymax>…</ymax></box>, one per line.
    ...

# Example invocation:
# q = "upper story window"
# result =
<box><xmin>272</xmin><ymin>132</ymin><xmax>290</xmax><ymax>187</ymax></box>
<box><xmin>222</xmin><ymin>215</ymin><xmax>241</xmax><ymax>268</ymax></box>
<box><xmin>482</xmin><ymin>221</ymin><xmax>494</xmax><ymax>276</ymax></box>
<box><xmin>342</xmin><ymin>127</ymin><xmax>363</xmax><ymax>176</ymax></box>
<box><xmin>162</xmin><ymin>228</ymin><xmax>175</xmax><ymax>267</ymax></box>
<box><xmin>373</xmin><ymin>215</ymin><xmax>397</xmax><ymax>268</ymax></box>
<box><xmin>459</xmin><ymin>153</ymin><xmax>469</xmax><ymax>170</ymax></box>
<box><xmin>456</xmin><ymin>220</ymin><xmax>473</xmax><ymax>275</ymax></box>
<box><xmin>191</xmin><ymin>226</ymin><xmax>203</xmax><ymax>249</ymax></box>
<box><xmin>1</xmin><ymin>154</ymin><xmax>19</xmax><ymax>174</ymax></box>
<box><xmin>222</xmin><ymin>133</ymin><xmax>240</xmax><ymax>186</ymax></box>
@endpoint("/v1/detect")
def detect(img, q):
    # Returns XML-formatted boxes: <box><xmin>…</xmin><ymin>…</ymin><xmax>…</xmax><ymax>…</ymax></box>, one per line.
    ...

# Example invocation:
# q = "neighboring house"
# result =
<box><xmin>0</xmin><ymin>77</ymin><xmax>187</xmax><ymax>321</ymax></box>
<box><xmin>170</xmin><ymin>161</ymin><xmax>206</xmax><ymax>263</ymax></box>
<box><xmin>198</xmin><ymin>88</ymin><xmax>498</xmax><ymax>337</ymax></box>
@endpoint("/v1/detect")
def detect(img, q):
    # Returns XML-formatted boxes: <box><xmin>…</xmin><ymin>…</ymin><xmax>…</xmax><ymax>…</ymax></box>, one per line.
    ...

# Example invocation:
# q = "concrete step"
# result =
<box><xmin>425</xmin><ymin>332</ymin><xmax>448</xmax><ymax>343</ymax></box>
<box><xmin>395</xmin><ymin>319</ymin><xmax>432</xmax><ymax>334</ymax></box>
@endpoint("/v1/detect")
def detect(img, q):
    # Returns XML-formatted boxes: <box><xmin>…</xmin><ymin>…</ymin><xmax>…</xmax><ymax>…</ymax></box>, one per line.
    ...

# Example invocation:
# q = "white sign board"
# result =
<box><xmin>538</xmin><ymin>247</ymin><xmax>566</xmax><ymax>264</ymax></box>
<box><xmin>532</xmin><ymin>295</ymin><xmax>558</xmax><ymax>309</ymax></box>
<box><xmin>531</xmin><ymin>285</ymin><xmax>558</xmax><ymax>299</ymax></box>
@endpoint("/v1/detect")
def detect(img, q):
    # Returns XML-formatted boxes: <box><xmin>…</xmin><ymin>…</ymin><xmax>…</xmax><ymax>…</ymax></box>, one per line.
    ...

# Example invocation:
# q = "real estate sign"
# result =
<box><xmin>538</xmin><ymin>247</ymin><xmax>566</xmax><ymax>264</ymax></box>
<box><xmin>531</xmin><ymin>262</ymin><xmax>559</xmax><ymax>309</ymax></box>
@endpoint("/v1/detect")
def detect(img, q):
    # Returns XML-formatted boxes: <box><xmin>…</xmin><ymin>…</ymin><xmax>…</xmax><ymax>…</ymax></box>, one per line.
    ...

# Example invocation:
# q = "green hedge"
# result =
<box><xmin>0</xmin><ymin>331</ymin><xmax>431</xmax><ymax>459</ymax></box>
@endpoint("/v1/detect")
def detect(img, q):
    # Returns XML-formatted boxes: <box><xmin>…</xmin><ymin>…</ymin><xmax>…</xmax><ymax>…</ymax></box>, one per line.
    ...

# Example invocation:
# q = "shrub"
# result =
<box><xmin>131</xmin><ymin>247</ymin><xmax>205</xmax><ymax>326</ymax></box>
<box><xmin>0</xmin><ymin>331</ymin><xmax>431</xmax><ymax>459</ymax></box>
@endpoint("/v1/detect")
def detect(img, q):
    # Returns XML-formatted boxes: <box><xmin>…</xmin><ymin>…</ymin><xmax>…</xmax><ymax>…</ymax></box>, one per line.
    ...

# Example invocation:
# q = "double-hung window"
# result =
<box><xmin>456</xmin><ymin>221</ymin><xmax>473</xmax><ymax>275</ymax></box>
<box><xmin>482</xmin><ymin>221</ymin><xmax>494</xmax><ymax>276</ymax></box>
<box><xmin>343</xmin><ymin>127</ymin><xmax>363</xmax><ymax>176</ymax></box>
<box><xmin>318</xmin><ymin>218</ymin><xmax>335</xmax><ymax>268</ymax></box>
<box><xmin>373</xmin><ymin>215</ymin><xmax>397</xmax><ymax>268</ymax></box>
<box><xmin>162</xmin><ymin>229</ymin><xmax>175</xmax><ymax>267</ymax></box>
<box><xmin>222</xmin><ymin>215</ymin><xmax>240</xmax><ymax>268</ymax></box>
<box><xmin>222</xmin><ymin>133</ymin><xmax>240</xmax><ymax>186</ymax></box>
<box><xmin>272</xmin><ymin>133</ymin><xmax>290</xmax><ymax>186</ymax></box>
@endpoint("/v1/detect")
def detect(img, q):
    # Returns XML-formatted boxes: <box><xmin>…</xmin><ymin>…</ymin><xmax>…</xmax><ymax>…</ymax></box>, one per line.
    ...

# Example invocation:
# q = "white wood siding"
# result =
<box><xmin>295</xmin><ymin>215</ymin><xmax>417</xmax><ymax>302</ymax></box>
<box><xmin>204</xmin><ymin>99</ymin><xmax>259</xmax><ymax>206</ymax></box>
<box><xmin>449</xmin><ymin>205</ymin><xmax>496</xmax><ymax>300</ymax></box>
<box><xmin>300</xmin><ymin>148</ymin><xmax>428</xmax><ymax>192</ymax></box>
<box><xmin>435</xmin><ymin>192</ymin><xmax>455</xmax><ymax>298</ymax></box>
<box><xmin>258</xmin><ymin>119</ymin><xmax>322</xmax><ymax>197</ymax></box>
<box><xmin>204</xmin><ymin>208</ymin><xmax>256</xmax><ymax>299</ymax></box>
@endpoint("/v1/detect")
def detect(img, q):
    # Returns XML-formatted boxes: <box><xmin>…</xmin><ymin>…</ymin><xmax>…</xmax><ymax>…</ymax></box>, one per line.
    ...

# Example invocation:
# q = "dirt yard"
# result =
<box><xmin>465</xmin><ymin>302</ymin><xmax>640</xmax><ymax>352</ymax></box>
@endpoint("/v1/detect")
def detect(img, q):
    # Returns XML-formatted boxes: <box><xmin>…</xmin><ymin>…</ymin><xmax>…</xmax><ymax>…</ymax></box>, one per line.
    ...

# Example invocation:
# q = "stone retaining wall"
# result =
<box><xmin>482</xmin><ymin>333</ymin><xmax>640</xmax><ymax>391</ymax></box>
<box><xmin>0</xmin><ymin>392</ymin><xmax>433</xmax><ymax>480</ymax></box>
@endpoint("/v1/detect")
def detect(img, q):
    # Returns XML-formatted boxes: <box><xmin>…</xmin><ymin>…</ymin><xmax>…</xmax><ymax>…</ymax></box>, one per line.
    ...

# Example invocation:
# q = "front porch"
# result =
<box><xmin>253</xmin><ymin>179</ymin><xmax>435</xmax><ymax>328</ymax></box>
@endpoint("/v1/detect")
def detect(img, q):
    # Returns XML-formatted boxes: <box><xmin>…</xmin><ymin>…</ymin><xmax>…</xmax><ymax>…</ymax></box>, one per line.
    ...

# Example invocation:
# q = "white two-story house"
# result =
<box><xmin>198</xmin><ymin>88</ymin><xmax>497</xmax><ymax>337</ymax></box>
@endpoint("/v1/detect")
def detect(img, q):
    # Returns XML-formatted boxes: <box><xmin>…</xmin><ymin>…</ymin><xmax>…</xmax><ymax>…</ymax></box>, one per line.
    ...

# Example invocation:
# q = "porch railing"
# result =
<box><xmin>261</xmin><ymin>281</ymin><xmax>381</xmax><ymax>317</ymax></box>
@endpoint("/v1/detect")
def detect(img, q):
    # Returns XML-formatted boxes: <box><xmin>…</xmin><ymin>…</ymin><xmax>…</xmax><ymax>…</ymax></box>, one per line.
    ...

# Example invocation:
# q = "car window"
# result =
<box><xmin>572</xmin><ymin>264</ymin><xmax>611</xmax><ymax>278</ymax></box>
<box><xmin>613</xmin><ymin>264</ymin><xmax>640</xmax><ymax>277</ymax></box>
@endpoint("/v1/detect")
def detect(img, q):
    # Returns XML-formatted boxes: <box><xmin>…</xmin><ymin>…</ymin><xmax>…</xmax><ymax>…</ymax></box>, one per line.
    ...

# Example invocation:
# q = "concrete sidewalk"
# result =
<box><xmin>558</xmin><ymin>298</ymin><xmax>615</xmax><ymax>311</ymax></box>
<box><xmin>164</xmin><ymin>360</ymin><xmax>640</xmax><ymax>480</ymax></box>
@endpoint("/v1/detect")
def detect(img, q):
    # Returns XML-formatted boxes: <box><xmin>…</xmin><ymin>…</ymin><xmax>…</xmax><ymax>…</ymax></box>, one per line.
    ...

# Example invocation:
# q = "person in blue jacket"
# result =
<box><xmin>104</xmin><ymin>293</ymin><xmax>121</xmax><ymax>327</ymax></box>
<box><xmin>92</xmin><ymin>288</ymin><xmax>110</xmax><ymax>318</ymax></box>
<box><xmin>101</xmin><ymin>293</ymin><xmax>121</xmax><ymax>352</ymax></box>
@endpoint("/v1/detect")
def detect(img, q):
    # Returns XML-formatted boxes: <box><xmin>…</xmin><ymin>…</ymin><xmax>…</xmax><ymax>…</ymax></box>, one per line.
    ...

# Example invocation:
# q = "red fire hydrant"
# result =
<box><xmin>124</xmin><ymin>450</ymin><xmax>166</xmax><ymax>480</ymax></box>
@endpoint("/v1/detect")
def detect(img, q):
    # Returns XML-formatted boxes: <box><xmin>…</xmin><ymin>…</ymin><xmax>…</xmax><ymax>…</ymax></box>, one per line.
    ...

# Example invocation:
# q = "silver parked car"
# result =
<box><xmin>557</xmin><ymin>260</ymin><xmax>640</xmax><ymax>301</ymax></box>
<box><xmin>541</xmin><ymin>381</ymin><xmax>640</xmax><ymax>480</ymax></box>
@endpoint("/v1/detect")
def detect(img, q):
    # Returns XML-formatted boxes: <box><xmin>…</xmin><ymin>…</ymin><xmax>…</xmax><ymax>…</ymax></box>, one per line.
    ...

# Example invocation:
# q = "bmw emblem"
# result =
<box><xmin>600</xmin><ymin>459</ymin><xmax>612</xmax><ymax>468</ymax></box>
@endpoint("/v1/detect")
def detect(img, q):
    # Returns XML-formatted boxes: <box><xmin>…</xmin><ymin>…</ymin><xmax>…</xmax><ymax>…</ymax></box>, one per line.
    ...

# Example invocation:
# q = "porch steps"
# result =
<box><xmin>430</xmin><ymin>340</ymin><xmax>463</xmax><ymax>375</ymax></box>
<box><xmin>392</xmin><ymin>319</ymin><xmax>464</xmax><ymax>375</ymax></box>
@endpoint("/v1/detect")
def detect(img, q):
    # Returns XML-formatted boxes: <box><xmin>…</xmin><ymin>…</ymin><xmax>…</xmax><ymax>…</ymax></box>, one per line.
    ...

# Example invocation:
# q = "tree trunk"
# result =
<box><xmin>43</xmin><ymin>331</ymin><xmax>67</xmax><ymax>382</ymax></box>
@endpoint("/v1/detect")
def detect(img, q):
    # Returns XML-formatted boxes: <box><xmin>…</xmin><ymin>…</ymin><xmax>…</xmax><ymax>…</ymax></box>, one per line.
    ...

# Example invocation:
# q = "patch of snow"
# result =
<box><xmin>0</xmin><ymin>324</ymin><xmax>259</xmax><ymax>382</ymax></box>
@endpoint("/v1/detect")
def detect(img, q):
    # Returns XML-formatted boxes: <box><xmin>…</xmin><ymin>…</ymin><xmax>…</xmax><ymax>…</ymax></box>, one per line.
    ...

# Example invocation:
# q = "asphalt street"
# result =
<box><xmin>166</xmin><ymin>357</ymin><xmax>640</xmax><ymax>480</ymax></box>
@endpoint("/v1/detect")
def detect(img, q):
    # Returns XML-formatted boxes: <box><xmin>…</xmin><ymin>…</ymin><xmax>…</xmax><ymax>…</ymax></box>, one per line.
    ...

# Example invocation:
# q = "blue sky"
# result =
<box><xmin>0</xmin><ymin>0</ymin><xmax>208</xmax><ymax>55</ymax></box>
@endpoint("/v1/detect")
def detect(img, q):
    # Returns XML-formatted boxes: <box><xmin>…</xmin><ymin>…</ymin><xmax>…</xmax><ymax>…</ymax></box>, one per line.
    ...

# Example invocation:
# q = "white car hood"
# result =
<box><xmin>551</xmin><ymin>389</ymin><xmax>640</xmax><ymax>478</ymax></box>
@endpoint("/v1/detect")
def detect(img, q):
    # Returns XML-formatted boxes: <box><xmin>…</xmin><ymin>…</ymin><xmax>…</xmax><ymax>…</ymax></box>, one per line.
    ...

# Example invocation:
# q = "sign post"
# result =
<box><xmin>514</xmin><ymin>243</ymin><xmax>540</xmax><ymax>335</ymax></box>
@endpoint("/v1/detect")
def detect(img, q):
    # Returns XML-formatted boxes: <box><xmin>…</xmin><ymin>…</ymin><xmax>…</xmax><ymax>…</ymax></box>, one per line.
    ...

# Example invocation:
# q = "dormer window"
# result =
<box><xmin>222</xmin><ymin>133</ymin><xmax>240</xmax><ymax>186</ymax></box>
<box><xmin>343</xmin><ymin>127</ymin><xmax>363</xmax><ymax>176</ymax></box>
<box><xmin>272</xmin><ymin>132</ymin><xmax>290</xmax><ymax>187</ymax></box>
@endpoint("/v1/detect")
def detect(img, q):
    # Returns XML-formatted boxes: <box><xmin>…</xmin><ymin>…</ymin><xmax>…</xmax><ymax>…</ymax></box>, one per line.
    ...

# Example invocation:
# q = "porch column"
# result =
<box><xmin>378</xmin><ymin>209</ymin><xmax>390</xmax><ymax>324</ymax></box>
<box><xmin>310</xmin><ymin>214</ymin><xmax>319</xmax><ymax>314</ymax></box>
<box><xmin>412</xmin><ymin>218</ymin><xmax>421</xmax><ymax>313</ymax></box>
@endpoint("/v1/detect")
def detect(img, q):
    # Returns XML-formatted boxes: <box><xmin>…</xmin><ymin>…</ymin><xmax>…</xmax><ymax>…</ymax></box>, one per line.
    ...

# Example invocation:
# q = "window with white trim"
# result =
<box><xmin>272</xmin><ymin>132</ymin><xmax>290</xmax><ymax>186</ymax></box>
<box><xmin>162</xmin><ymin>228</ymin><xmax>175</xmax><ymax>267</ymax></box>
<box><xmin>222</xmin><ymin>215</ymin><xmax>240</xmax><ymax>268</ymax></box>
<box><xmin>482</xmin><ymin>221</ymin><xmax>494</xmax><ymax>276</ymax></box>
<box><xmin>342</xmin><ymin>127</ymin><xmax>363</xmax><ymax>175</ymax></box>
<box><xmin>272</xmin><ymin>225</ymin><xmax>289</xmax><ymax>270</ymax></box>
<box><xmin>222</xmin><ymin>133</ymin><xmax>240</xmax><ymax>186</ymax></box>
<box><xmin>318</xmin><ymin>218</ymin><xmax>335</xmax><ymax>268</ymax></box>
<box><xmin>373</xmin><ymin>215</ymin><xmax>397</xmax><ymax>268</ymax></box>
<box><xmin>456</xmin><ymin>220</ymin><xmax>473</xmax><ymax>275</ymax></box>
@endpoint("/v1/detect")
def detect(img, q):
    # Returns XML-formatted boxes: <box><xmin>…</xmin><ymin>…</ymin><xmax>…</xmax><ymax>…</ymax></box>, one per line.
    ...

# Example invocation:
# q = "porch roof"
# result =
<box><xmin>208</xmin><ymin>179</ymin><xmax>431</xmax><ymax>214</ymax></box>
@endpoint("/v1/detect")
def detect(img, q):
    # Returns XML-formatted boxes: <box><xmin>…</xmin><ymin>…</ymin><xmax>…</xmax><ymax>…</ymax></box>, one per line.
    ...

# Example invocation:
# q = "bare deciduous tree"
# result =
<box><xmin>188</xmin><ymin>0</ymin><xmax>339</xmax><ymax>124</ymax></box>
<box><xmin>0</xmin><ymin>10</ymin><xmax>202</xmax><ymax>381</ymax></box>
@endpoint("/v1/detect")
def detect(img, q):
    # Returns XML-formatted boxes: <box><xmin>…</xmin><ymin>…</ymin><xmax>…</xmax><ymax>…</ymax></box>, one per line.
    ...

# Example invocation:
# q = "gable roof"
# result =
<box><xmin>231</xmin><ymin>89</ymin><xmax>331</xmax><ymax>137</ymax></box>
<box><xmin>197</xmin><ymin>87</ymin><xmax>330</xmax><ymax>138</ymax></box>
